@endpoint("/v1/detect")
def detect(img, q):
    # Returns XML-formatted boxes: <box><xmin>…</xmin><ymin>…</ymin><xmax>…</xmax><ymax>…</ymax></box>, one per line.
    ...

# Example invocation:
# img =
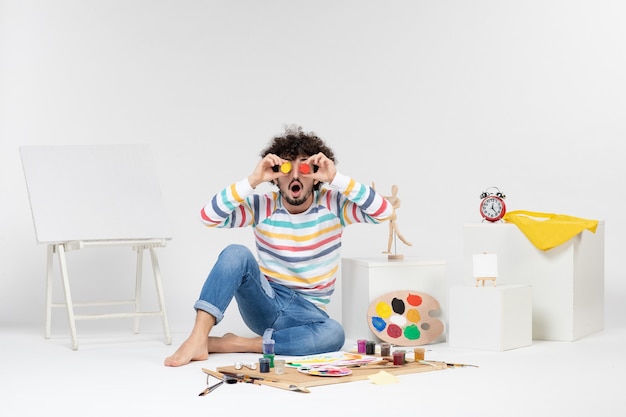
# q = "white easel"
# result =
<box><xmin>21</xmin><ymin>144</ymin><xmax>172</xmax><ymax>350</ymax></box>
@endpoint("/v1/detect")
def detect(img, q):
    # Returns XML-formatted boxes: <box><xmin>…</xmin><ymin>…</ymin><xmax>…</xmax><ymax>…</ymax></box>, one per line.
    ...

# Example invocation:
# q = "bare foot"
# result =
<box><xmin>164</xmin><ymin>335</ymin><xmax>209</xmax><ymax>367</ymax></box>
<box><xmin>207</xmin><ymin>333</ymin><xmax>263</xmax><ymax>353</ymax></box>
<box><xmin>165</xmin><ymin>333</ymin><xmax>263</xmax><ymax>367</ymax></box>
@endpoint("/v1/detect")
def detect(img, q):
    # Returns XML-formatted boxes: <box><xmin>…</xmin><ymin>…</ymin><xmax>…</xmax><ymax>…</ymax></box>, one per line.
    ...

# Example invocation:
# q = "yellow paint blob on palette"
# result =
<box><xmin>367</xmin><ymin>290</ymin><xmax>444</xmax><ymax>346</ymax></box>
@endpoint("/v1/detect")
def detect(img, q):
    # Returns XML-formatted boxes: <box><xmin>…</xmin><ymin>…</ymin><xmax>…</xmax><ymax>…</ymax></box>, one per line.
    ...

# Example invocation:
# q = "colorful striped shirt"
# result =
<box><xmin>200</xmin><ymin>172</ymin><xmax>394</xmax><ymax>309</ymax></box>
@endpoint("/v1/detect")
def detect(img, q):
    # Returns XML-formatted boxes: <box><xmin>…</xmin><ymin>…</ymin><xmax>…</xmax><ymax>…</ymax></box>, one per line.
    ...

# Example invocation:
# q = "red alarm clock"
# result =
<box><xmin>479</xmin><ymin>187</ymin><xmax>506</xmax><ymax>222</ymax></box>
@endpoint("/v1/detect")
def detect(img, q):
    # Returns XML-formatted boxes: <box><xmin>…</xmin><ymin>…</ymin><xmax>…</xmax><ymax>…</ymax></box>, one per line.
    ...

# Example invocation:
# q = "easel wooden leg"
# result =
<box><xmin>57</xmin><ymin>244</ymin><xmax>79</xmax><ymax>350</ymax></box>
<box><xmin>134</xmin><ymin>248</ymin><xmax>144</xmax><ymax>334</ymax></box>
<box><xmin>45</xmin><ymin>245</ymin><xmax>54</xmax><ymax>339</ymax></box>
<box><xmin>149</xmin><ymin>247</ymin><xmax>172</xmax><ymax>345</ymax></box>
<box><xmin>475</xmin><ymin>277</ymin><xmax>496</xmax><ymax>287</ymax></box>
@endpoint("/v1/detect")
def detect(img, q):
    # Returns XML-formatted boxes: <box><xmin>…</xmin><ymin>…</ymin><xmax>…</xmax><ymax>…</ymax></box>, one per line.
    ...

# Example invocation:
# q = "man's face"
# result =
<box><xmin>275</xmin><ymin>157</ymin><xmax>317</xmax><ymax>212</ymax></box>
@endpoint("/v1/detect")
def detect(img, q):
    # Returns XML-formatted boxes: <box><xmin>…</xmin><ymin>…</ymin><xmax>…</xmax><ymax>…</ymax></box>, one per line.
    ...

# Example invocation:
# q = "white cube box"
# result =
<box><xmin>449</xmin><ymin>285</ymin><xmax>532</xmax><ymax>351</ymax></box>
<box><xmin>341</xmin><ymin>257</ymin><xmax>447</xmax><ymax>344</ymax></box>
<box><xmin>463</xmin><ymin>222</ymin><xmax>604</xmax><ymax>341</ymax></box>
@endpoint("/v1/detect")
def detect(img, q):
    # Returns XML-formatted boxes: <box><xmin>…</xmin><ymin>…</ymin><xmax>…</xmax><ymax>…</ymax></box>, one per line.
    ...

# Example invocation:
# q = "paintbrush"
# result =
<box><xmin>344</xmin><ymin>359</ymin><xmax>400</xmax><ymax>369</ymax></box>
<box><xmin>445</xmin><ymin>363</ymin><xmax>479</xmax><ymax>368</ymax></box>
<box><xmin>418</xmin><ymin>361</ymin><xmax>479</xmax><ymax>368</ymax></box>
<box><xmin>217</xmin><ymin>370</ymin><xmax>311</xmax><ymax>393</ymax></box>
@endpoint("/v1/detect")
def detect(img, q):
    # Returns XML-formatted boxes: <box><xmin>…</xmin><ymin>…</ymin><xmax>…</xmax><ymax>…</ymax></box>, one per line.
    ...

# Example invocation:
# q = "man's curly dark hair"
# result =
<box><xmin>261</xmin><ymin>125</ymin><xmax>337</xmax><ymax>190</ymax></box>
<box><xmin>260</xmin><ymin>125</ymin><xmax>336</xmax><ymax>162</ymax></box>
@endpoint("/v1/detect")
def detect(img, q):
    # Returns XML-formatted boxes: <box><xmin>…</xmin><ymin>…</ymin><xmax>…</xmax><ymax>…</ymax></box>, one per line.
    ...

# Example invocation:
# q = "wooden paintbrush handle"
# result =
<box><xmin>253</xmin><ymin>379</ymin><xmax>310</xmax><ymax>393</ymax></box>
<box><xmin>202</xmin><ymin>368</ymin><xmax>225</xmax><ymax>379</ymax></box>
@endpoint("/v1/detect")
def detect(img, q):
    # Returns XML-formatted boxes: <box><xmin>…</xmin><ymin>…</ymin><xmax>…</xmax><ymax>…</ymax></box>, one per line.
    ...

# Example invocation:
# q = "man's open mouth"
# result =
<box><xmin>290</xmin><ymin>181</ymin><xmax>302</xmax><ymax>197</ymax></box>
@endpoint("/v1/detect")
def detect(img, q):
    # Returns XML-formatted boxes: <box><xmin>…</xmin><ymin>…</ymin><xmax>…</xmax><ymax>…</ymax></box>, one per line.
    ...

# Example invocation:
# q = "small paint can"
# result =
<box><xmin>380</xmin><ymin>342</ymin><xmax>391</xmax><ymax>357</ymax></box>
<box><xmin>259</xmin><ymin>357</ymin><xmax>271</xmax><ymax>373</ymax></box>
<box><xmin>365</xmin><ymin>341</ymin><xmax>376</xmax><ymax>355</ymax></box>
<box><xmin>392</xmin><ymin>350</ymin><xmax>405</xmax><ymax>366</ymax></box>
<box><xmin>274</xmin><ymin>359</ymin><xmax>286</xmax><ymax>375</ymax></box>
<box><xmin>357</xmin><ymin>339</ymin><xmax>367</xmax><ymax>354</ymax></box>
<box><xmin>263</xmin><ymin>339</ymin><xmax>275</xmax><ymax>355</ymax></box>
<box><xmin>263</xmin><ymin>353</ymin><xmax>275</xmax><ymax>368</ymax></box>
<box><xmin>414</xmin><ymin>347</ymin><xmax>425</xmax><ymax>361</ymax></box>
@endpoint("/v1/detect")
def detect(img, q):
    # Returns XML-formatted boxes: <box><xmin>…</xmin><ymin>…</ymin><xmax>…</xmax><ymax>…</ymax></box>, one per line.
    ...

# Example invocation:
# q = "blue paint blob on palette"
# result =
<box><xmin>371</xmin><ymin>316</ymin><xmax>387</xmax><ymax>332</ymax></box>
<box><xmin>367</xmin><ymin>290</ymin><xmax>444</xmax><ymax>346</ymax></box>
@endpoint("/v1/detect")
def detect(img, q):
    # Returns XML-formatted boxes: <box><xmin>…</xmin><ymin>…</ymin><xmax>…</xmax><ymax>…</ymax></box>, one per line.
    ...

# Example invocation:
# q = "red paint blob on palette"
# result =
<box><xmin>407</xmin><ymin>293</ymin><xmax>423</xmax><ymax>306</ymax></box>
<box><xmin>367</xmin><ymin>290</ymin><xmax>444</xmax><ymax>346</ymax></box>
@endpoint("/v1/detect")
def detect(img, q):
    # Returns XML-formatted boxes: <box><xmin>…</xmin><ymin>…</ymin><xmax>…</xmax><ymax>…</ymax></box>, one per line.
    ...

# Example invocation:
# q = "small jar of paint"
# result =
<box><xmin>392</xmin><ymin>350</ymin><xmax>405</xmax><ymax>365</ymax></box>
<box><xmin>263</xmin><ymin>339</ymin><xmax>275</xmax><ymax>354</ymax></box>
<box><xmin>263</xmin><ymin>353</ymin><xmax>275</xmax><ymax>368</ymax></box>
<box><xmin>259</xmin><ymin>357</ymin><xmax>271</xmax><ymax>373</ymax></box>
<box><xmin>380</xmin><ymin>342</ymin><xmax>391</xmax><ymax>357</ymax></box>
<box><xmin>357</xmin><ymin>339</ymin><xmax>367</xmax><ymax>354</ymax></box>
<box><xmin>365</xmin><ymin>340</ymin><xmax>376</xmax><ymax>355</ymax></box>
<box><xmin>274</xmin><ymin>359</ymin><xmax>286</xmax><ymax>375</ymax></box>
<box><xmin>263</xmin><ymin>339</ymin><xmax>275</xmax><ymax>367</ymax></box>
<box><xmin>414</xmin><ymin>347</ymin><xmax>425</xmax><ymax>361</ymax></box>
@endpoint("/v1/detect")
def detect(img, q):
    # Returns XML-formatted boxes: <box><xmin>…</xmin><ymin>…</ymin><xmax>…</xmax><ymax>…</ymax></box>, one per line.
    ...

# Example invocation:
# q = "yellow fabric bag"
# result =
<box><xmin>502</xmin><ymin>210</ymin><xmax>598</xmax><ymax>251</ymax></box>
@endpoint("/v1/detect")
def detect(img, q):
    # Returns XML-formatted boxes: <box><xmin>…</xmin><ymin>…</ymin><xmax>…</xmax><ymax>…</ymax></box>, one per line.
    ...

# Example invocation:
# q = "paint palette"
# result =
<box><xmin>367</xmin><ymin>290</ymin><xmax>444</xmax><ymax>346</ymax></box>
<box><xmin>297</xmin><ymin>365</ymin><xmax>352</xmax><ymax>377</ymax></box>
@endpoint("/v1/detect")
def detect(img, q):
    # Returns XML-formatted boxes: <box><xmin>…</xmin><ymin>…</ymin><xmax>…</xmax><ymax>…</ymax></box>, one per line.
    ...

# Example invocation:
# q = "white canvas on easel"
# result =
<box><xmin>20</xmin><ymin>144</ymin><xmax>172</xmax><ymax>350</ymax></box>
<box><xmin>473</xmin><ymin>253</ymin><xmax>498</xmax><ymax>287</ymax></box>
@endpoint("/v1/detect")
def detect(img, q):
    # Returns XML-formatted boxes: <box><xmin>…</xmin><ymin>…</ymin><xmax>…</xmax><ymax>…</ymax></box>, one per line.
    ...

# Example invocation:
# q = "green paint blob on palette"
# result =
<box><xmin>367</xmin><ymin>290</ymin><xmax>444</xmax><ymax>346</ymax></box>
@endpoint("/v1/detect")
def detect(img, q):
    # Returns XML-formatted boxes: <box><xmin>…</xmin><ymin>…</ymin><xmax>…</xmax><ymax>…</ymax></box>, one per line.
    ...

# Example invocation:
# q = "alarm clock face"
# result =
<box><xmin>480</xmin><ymin>196</ymin><xmax>505</xmax><ymax>221</ymax></box>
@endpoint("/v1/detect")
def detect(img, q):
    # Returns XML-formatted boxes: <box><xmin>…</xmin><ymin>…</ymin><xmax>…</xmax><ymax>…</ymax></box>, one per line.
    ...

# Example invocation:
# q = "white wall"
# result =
<box><xmin>1</xmin><ymin>0</ymin><xmax>624</xmax><ymax>337</ymax></box>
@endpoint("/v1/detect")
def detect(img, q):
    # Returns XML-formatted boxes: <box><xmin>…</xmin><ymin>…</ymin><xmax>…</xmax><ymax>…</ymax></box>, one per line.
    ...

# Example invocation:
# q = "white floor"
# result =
<box><xmin>2</xmin><ymin>322</ymin><xmax>625</xmax><ymax>417</ymax></box>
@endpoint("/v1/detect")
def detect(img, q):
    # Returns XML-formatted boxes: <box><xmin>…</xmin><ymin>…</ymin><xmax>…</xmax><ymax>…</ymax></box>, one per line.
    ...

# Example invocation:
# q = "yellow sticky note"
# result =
<box><xmin>368</xmin><ymin>370</ymin><xmax>400</xmax><ymax>385</ymax></box>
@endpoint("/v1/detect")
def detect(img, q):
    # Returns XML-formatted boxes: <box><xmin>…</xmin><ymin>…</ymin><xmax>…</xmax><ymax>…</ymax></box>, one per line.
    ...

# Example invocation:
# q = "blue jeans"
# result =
<box><xmin>194</xmin><ymin>244</ymin><xmax>345</xmax><ymax>356</ymax></box>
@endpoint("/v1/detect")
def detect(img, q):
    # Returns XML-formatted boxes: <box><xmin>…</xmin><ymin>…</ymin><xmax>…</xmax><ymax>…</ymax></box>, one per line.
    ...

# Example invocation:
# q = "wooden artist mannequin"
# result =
<box><xmin>374</xmin><ymin>183</ymin><xmax>413</xmax><ymax>259</ymax></box>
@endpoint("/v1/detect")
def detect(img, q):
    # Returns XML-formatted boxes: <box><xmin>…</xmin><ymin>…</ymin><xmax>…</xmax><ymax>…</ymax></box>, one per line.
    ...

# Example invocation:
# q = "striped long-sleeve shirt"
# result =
<box><xmin>200</xmin><ymin>172</ymin><xmax>394</xmax><ymax>309</ymax></box>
